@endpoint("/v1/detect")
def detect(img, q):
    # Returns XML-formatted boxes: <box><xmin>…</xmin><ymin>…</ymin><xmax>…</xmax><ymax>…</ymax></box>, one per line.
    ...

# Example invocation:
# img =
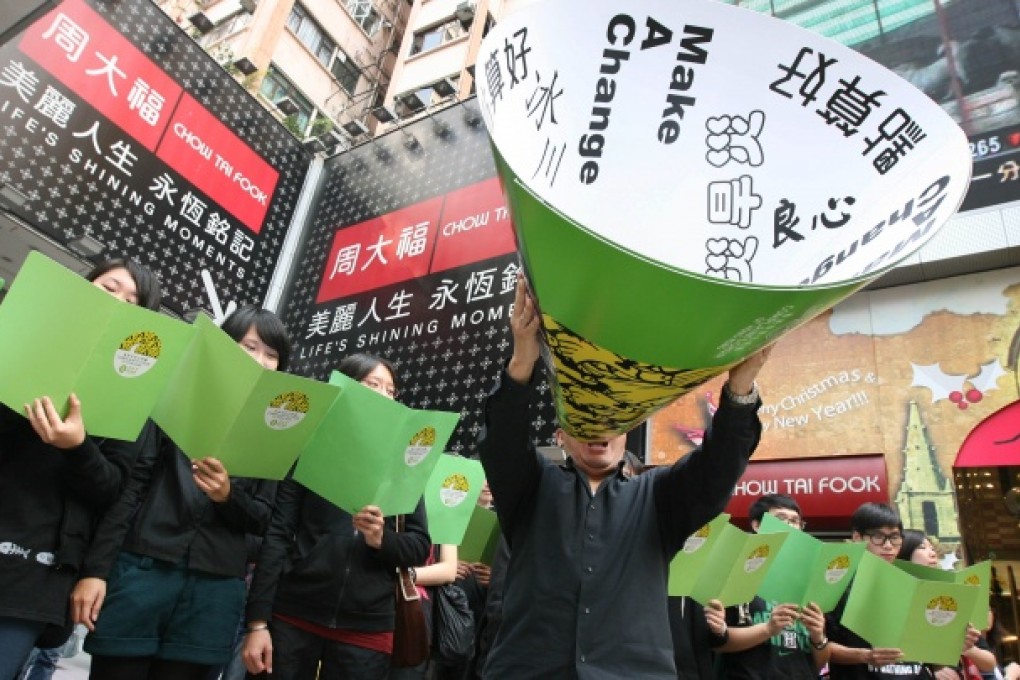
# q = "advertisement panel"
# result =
<box><xmin>281</xmin><ymin>105</ymin><xmax>557</xmax><ymax>454</ymax></box>
<box><xmin>738</xmin><ymin>0</ymin><xmax>1020</xmax><ymax>211</ymax></box>
<box><xmin>0</xmin><ymin>0</ymin><xmax>309</xmax><ymax>315</ymax></box>
<box><xmin>652</xmin><ymin>266</ymin><xmax>1020</xmax><ymax>542</ymax></box>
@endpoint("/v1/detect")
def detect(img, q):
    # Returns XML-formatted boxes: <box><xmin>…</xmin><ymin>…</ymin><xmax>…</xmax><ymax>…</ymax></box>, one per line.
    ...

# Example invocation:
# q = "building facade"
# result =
<box><xmin>156</xmin><ymin>0</ymin><xmax>410</xmax><ymax>149</ymax></box>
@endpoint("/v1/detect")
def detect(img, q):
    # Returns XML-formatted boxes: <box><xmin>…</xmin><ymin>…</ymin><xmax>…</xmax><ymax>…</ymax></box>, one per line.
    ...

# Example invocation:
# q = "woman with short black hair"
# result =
<box><xmin>242</xmin><ymin>352</ymin><xmax>430</xmax><ymax>680</ymax></box>
<box><xmin>77</xmin><ymin>305</ymin><xmax>292</xmax><ymax>680</ymax></box>
<box><xmin>0</xmin><ymin>257</ymin><xmax>162</xmax><ymax>679</ymax></box>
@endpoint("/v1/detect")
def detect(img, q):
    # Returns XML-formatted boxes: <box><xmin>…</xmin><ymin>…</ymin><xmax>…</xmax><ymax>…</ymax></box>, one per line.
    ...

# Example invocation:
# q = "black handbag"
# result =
<box><xmin>432</xmin><ymin>582</ymin><xmax>475</xmax><ymax>665</ymax></box>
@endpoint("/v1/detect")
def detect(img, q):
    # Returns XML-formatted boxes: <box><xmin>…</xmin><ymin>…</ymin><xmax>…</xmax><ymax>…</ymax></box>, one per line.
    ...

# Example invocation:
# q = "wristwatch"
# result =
<box><xmin>811</xmin><ymin>636</ymin><xmax>829</xmax><ymax>650</ymax></box>
<box><xmin>723</xmin><ymin>380</ymin><xmax>760</xmax><ymax>405</ymax></box>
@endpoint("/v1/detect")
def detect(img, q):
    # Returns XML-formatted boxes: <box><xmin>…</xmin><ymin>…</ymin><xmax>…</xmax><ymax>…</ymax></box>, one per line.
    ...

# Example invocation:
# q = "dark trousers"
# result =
<box><xmin>246</xmin><ymin>618</ymin><xmax>391</xmax><ymax>680</ymax></box>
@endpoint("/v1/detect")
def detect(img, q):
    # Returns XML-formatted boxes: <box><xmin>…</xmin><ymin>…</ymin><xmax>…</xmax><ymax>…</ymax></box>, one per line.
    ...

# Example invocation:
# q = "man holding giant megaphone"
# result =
<box><xmin>477</xmin><ymin>277</ymin><xmax>770</xmax><ymax>679</ymax></box>
<box><xmin>472</xmin><ymin>0</ymin><xmax>975</xmax><ymax>670</ymax></box>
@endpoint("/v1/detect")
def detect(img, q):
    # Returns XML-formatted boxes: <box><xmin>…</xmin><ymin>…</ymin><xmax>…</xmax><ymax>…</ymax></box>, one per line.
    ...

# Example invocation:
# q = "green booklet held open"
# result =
<box><xmin>292</xmin><ymin>371</ymin><xmax>460</xmax><ymax>516</ymax></box>
<box><xmin>459</xmin><ymin>505</ymin><xmax>500</xmax><ymax>565</ymax></box>
<box><xmin>424</xmin><ymin>454</ymin><xmax>486</xmax><ymax>545</ymax></box>
<box><xmin>668</xmin><ymin>514</ymin><xmax>789</xmax><ymax>606</ymax></box>
<box><xmin>842</xmin><ymin>552</ymin><xmax>979</xmax><ymax>666</ymax></box>
<box><xmin>152</xmin><ymin>314</ymin><xmax>341</xmax><ymax>479</ymax></box>
<box><xmin>894</xmin><ymin>559</ymin><xmax>991</xmax><ymax>629</ymax></box>
<box><xmin>0</xmin><ymin>252</ymin><xmax>195</xmax><ymax>440</ymax></box>
<box><xmin>757</xmin><ymin>514</ymin><xmax>865</xmax><ymax>611</ymax></box>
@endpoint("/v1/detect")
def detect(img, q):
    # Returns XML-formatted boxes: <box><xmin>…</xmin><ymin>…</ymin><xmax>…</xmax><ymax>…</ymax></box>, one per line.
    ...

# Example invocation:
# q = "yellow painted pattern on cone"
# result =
<box><xmin>541</xmin><ymin>314</ymin><xmax>729</xmax><ymax>440</ymax></box>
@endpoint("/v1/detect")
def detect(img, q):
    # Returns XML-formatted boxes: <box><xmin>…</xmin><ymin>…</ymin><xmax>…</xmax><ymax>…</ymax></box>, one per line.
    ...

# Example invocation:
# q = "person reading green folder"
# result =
<box><xmin>0</xmin><ymin>254</ymin><xmax>162</xmax><ymax>675</ymax></box>
<box><xmin>827</xmin><ymin>503</ymin><xmax>980</xmax><ymax>680</ymax></box>
<box><xmin>424</xmin><ymin>453</ymin><xmax>486</xmax><ymax>545</ymax></box>
<box><xmin>894</xmin><ymin>557</ymin><xmax>991</xmax><ymax>630</ymax></box>
<box><xmin>668</xmin><ymin>513</ymin><xmax>788</xmax><ymax>606</ymax></box>
<box><xmin>290</xmin><ymin>370</ymin><xmax>459</xmax><ymax>516</ymax></box>
<box><xmin>241</xmin><ymin>353</ymin><xmax>432</xmax><ymax>677</ymax></box>
<box><xmin>77</xmin><ymin>305</ymin><xmax>294</xmax><ymax>675</ymax></box>
<box><xmin>0</xmin><ymin>252</ymin><xmax>191</xmax><ymax>440</ymax></box>
<box><xmin>151</xmin><ymin>313</ymin><xmax>341</xmax><ymax>479</ymax></box>
<box><xmin>458</xmin><ymin>504</ymin><xmax>500</xmax><ymax>565</ymax></box>
<box><xmin>757</xmin><ymin>512</ymin><xmax>866</xmax><ymax>612</ymax></box>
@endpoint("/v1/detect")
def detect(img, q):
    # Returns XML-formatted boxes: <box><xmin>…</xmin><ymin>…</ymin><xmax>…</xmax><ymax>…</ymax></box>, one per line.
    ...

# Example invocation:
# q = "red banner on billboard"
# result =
<box><xmin>19</xmin><ymin>0</ymin><xmax>182</xmax><ymax>151</ymax></box>
<box><xmin>317</xmin><ymin>196</ymin><xmax>445</xmax><ymax>303</ymax></box>
<box><xmin>724</xmin><ymin>454</ymin><xmax>889</xmax><ymax>531</ymax></box>
<box><xmin>316</xmin><ymin>178</ymin><xmax>517</xmax><ymax>303</ymax></box>
<box><xmin>157</xmin><ymin>93</ymin><xmax>279</xmax><ymax>234</ymax></box>
<box><xmin>19</xmin><ymin>0</ymin><xmax>279</xmax><ymax>234</ymax></box>
<box><xmin>431</xmin><ymin>177</ymin><xmax>517</xmax><ymax>273</ymax></box>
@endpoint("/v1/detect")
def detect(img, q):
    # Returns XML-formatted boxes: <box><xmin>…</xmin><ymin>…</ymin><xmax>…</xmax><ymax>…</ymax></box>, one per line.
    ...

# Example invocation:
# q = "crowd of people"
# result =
<box><xmin>0</xmin><ymin>261</ymin><xmax>1010</xmax><ymax>680</ymax></box>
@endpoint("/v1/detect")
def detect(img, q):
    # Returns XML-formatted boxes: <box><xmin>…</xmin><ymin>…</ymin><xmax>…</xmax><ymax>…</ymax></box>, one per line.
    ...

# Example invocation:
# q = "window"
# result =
<box><xmin>921</xmin><ymin>501</ymin><xmax>939</xmax><ymax>537</ymax></box>
<box><xmin>286</xmin><ymin>3</ymin><xmax>362</xmax><ymax>94</ymax></box>
<box><xmin>287</xmin><ymin>4</ymin><xmax>335</xmax><ymax>68</ymax></box>
<box><xmin>331</xmin><ymin>50</ymin><xmax>361</xmax><ymax>94</ymax></box>
<box><xmin>260</xmin><ymin>65</ymin><xmax>314</xmax><ymax>132</ymax></box>
<box><xmin>344</xmin><ymin>0</ymin><xmax>383</xmax><ymax>37</ymax></box>
<box><xmin>409</xmin><ymin>18</ymin><xmax>467</xmax><ymax>56</ymax></box>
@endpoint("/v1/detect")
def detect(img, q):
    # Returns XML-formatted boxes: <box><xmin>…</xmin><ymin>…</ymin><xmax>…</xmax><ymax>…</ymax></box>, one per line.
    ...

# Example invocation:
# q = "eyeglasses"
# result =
<box><xmin>865</xmin><ymin>531</ymin><xmax>903</xmax><ymax>547</ymax></box>
<box><xmin>770</xmin><ymin>512</ymin><xmax>806</xmax><ymax>529</ymax></box>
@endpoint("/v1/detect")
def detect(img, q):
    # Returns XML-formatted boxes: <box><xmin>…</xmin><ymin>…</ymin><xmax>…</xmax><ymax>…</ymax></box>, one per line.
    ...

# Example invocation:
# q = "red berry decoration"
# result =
<box><xmin>966</xmin><ymin>389</ymin><xmax>983</xmax><ymax>403</ymax></box>
<box><xmin>949</xmin><ymin>391</ymin><xmax>963</xmax><ymax>403</ymax></box>
<box><xmin>958</xmin><ymin>401</ymin><xmax>969</xmax><ymax>410</ymax></box>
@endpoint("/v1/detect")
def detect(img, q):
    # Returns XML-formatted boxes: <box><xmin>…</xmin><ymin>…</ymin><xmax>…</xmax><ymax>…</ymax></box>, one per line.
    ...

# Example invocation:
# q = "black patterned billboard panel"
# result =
<box><xmin>0</xmin><ymin>0</ymin><xmax>310</xmax><ymax>314</ymax></box>
<box><xmin>281</xmin><ymin>104</ymin><xmax>557</xmax><ymax>454</ymax></box>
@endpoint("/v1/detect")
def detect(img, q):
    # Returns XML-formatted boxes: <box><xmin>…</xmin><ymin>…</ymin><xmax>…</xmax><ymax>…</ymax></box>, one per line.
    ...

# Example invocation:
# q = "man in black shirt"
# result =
<box><xmin>478</xmin><ymin>278</ymin><xmax>770</xmax><ymax>679</ymax></box>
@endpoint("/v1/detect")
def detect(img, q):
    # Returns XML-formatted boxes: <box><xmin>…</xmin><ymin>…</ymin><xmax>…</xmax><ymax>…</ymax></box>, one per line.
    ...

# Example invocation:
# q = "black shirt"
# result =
<box><xmin>669</xmin><ymin>596</ymin><xmax>725</xmax><ymax>680</ymax></box>
<box><xmin>245</xmin><ymin>475</ymin><xmax>430</xmax><ymax>631</ymax></box>
<box><xmin>719</xmin><ymin>597</ymin><xmax>818</xmax><ymax>680</ymax></box>
<box><xmin>479</xmin><ymin>369</ymin><xmax>762</xmax><ymax>679</ymax></box>
<box><xmin>0</xmin><ymin>404</ymin><xmax>142</xmax><ymax>625</ymax></box>
<box><xmin>84</xmin><ymin>424</ymin><xmax>276</xmax><ymax>579</ymax></box>
<box><xmin>828</xmin><ymin>589</ymin><xmax>936</xmax><ymax>680</ymax></box>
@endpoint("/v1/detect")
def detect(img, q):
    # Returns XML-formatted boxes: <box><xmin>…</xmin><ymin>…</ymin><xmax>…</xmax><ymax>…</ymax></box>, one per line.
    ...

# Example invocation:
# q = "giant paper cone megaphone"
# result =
<box><xmin>478</xmin><ymin>0</ymin><xmax>971</xmax><ymax>440</ymax></box>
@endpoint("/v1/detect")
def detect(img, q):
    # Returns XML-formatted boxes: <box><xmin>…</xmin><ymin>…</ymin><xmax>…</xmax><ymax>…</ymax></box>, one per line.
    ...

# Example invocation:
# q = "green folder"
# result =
<box><xmin>459</xmin><ymin>505</ymin><xmax>500</xmax><ymax>564</ymax></box>
<box><xmin>424</xmin><ymin>454</ymin><xmax>486</xmax><ymax>545</ymax></box>
<box><xmin>669</xmin><ymin>514</ymin><xmax>732</xmax><ymax>597</ymax></box>
<box><xmin>0</xmin><ymin>252</ymin><xmax>195</xmax><ymax>440</ymax></box>
<box><xmin>757</xmin><ymin>514</ymin><xmax>866</xmax><ymax>611</ymax></box>
<box><xmin>152</xmin><ymin>314</ymin><xmax>342</xmax><ymax>479</ymax></box>
<box><xmin>292</xmin><ymin>371</ymin><xmax>460</xmax><ymax>516</ymax></box>
<box><xmin>842</xmin><ymin>552</ymin><xmax>979</xmax><ymax>666</ymax></box>
<box><xmin>894</xmin><ymin>559</ymin><xmax>991</xmax><ymax>629</ymax></box>
<box><xmin>669</xmin><ymin>514</ymin><xmax>789</xmax><ymax>606</ymax></box>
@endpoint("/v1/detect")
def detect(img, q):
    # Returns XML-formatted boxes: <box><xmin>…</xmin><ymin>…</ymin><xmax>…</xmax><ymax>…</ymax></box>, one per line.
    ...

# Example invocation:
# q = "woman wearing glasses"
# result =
<box><xmin>242</xmin><ymin>353</ymin><xmax>430</xmax><ymax>680</ymax></box>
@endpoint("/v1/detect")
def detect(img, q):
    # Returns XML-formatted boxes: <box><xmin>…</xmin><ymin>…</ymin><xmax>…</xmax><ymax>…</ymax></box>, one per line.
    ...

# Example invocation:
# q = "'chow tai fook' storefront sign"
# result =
<box><xmin>0</xmin><ymin>0</ymin><xmax>309</xmax><ymax>314</ymax></box>
<box><xmin>725</xmin><ymin>454</ymin><xmax>889</xmax><ymax>532</ymax></box>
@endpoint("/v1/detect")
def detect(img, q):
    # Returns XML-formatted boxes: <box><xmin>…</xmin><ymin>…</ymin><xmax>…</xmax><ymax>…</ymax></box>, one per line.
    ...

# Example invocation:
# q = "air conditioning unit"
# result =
<box><xmin>341</xmin><ymin>119</ymin><xmax>370</xmax><ymax>139</ymax></box>
<box><xmin>275</xmin><ymin>97</ymin><xmax>299</xmax><ymax>115</ymax></box>
<box><xmin>455</xmin><ymin>0</ymin><xmax>475</xmax><ymax>24</ymax></box>
<box><xmin>187</xmin><ymin>11</ymin><xmax>215</xmax><ymax>34</ymax></box>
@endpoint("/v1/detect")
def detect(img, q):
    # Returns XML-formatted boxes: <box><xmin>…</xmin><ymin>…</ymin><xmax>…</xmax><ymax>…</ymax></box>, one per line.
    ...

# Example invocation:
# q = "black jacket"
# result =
<box><xmin>246</xmin><ymin>476</ymin><xmax>430</xmax><ymax>632</ymax></box>
<box><xmin>83</xmin><ymin>423</ymin><xmax>276</xmax><ymax>579</ymax></box>
<box><xmin>0</xmin><ymin>404</ymin><xmax>144</xmax><ymax>625</ymax></box>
